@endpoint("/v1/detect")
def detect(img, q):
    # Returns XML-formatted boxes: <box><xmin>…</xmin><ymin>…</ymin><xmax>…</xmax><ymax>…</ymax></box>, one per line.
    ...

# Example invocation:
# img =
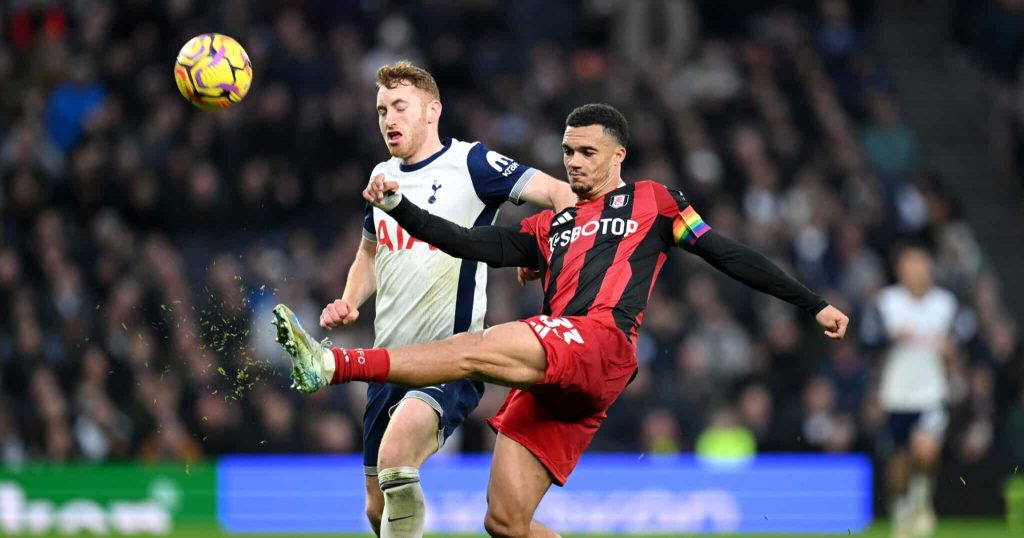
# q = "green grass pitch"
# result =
<box><xmin>6</xmin><ymin>518</ymin><xmax>1014</xmax><ymax>537</ymax></box>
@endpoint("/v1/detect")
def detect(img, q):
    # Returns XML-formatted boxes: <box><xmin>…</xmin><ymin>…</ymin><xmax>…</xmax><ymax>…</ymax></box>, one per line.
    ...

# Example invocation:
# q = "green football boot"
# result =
<box><xmin>272</xmin><ymin>304</ymin><xmax>330</xmax><ymax>393</ymax></box>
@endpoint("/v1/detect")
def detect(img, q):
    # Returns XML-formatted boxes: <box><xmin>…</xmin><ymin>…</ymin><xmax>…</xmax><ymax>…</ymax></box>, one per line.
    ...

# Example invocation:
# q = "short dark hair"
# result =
<box><xmin>889</xmin><ymin>239</ymin><xmax>933</xmax><ymax>266</ymax></box>
<box><xmin>566</xmin><ymin>103</ymin><xmax>629</xmax><ymax>147</ymax></box>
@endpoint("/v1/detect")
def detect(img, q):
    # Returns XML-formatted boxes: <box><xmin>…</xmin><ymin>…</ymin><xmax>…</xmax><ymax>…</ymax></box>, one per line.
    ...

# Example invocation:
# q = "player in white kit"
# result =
<box><xmin>314</xmin><ymin>61</ymin><xmax>574</xmax><ymax>537</ymax></box>
<box><xmin>863</xmin><ymin>244</ymin><xmax>958</xmax><ymax>538</ymax></box>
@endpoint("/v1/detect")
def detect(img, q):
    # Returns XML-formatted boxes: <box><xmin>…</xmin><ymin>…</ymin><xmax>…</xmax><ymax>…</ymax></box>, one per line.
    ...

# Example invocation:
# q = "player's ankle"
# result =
<box><xmin>322</xmin><ymin>348</ymin><xmax>336</xmax><ymax>381</ymax></box>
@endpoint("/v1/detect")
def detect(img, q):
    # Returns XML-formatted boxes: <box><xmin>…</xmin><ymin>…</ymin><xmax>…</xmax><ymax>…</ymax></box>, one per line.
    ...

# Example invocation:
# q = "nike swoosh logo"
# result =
<box><xmin>387</xmin><ymin>515</ymin><xmax>414</xmax><ymax>522</ymax></box>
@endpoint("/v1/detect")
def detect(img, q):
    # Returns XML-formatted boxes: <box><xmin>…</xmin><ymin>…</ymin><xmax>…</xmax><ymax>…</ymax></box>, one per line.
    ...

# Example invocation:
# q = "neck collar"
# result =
<box><xmin>400</xmin><ymin>137</ymin><xmax>452</xmax><ymax>172</ymax></box>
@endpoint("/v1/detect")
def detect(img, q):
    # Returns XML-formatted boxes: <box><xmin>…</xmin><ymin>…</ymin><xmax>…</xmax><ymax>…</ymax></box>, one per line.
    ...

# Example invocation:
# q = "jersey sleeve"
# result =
<box><xmin>519</xmin><ymin>211</ymin><xmax>552</xmax><ymax>260</ymax></box>
<box><xmin>518</xmin><ymin>211</ymin><xmax>548</xmax><ymax>238</ymax></box>
<box><xmin>657</xmin><ymin>184</ymin><xmax>711</xmax><ymax>247</ymax></box>
<box><xmin>656</xmin><ymin>182</ymin><xmax>825</xmax><ymax>315</ymax></box>
<box><xmin>466</xmin><ymin>142</ymin><xmax>538</xmax><ymax>205</ymax></box>
<box><xmin>362</xmin><ymin>203</ymin><xmax>376</xmax><ymax>242</ymax></box>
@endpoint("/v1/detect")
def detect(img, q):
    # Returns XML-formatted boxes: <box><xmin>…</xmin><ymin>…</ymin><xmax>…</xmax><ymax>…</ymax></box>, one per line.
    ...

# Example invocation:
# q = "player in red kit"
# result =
<box><xmin>273</xmin><ymin>104</ymin><xmax>849</xmax><ymax>538</ymax></box>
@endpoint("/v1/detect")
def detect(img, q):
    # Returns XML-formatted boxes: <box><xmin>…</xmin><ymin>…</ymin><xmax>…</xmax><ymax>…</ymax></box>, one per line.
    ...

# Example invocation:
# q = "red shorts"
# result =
<box><xmin>487</xmin><ymin>315</ymin><xmax>637</xmax><ymax>486</ymax></box>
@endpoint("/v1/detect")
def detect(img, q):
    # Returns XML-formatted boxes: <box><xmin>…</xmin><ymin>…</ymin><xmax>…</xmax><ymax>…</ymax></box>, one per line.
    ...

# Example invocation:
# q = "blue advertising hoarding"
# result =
<box><xmin>217</xmin><ymin>454</ymin><xmax>872</xmax><ymax>534</ymax></box>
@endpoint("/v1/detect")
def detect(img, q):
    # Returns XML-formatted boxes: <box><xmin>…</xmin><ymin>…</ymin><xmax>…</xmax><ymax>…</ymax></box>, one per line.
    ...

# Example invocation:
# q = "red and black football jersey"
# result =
<box><xmin>519</xmin><ymin>181</ymin><xmax>711</xmax><ymax>342</ymax></box>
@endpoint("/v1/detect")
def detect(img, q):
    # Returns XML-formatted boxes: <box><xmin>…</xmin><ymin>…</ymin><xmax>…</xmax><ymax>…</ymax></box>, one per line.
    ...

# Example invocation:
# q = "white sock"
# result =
<box><xmin>379</xmin><ymin>467</ymin><xmax>425</xmax><ymax>538</ymax></box>
<box><xmin>892</xmin><ymin>494</ymin><xmax>912</xmax><ymax>533</ymax></box>
<box><xmin>322</xmin><ymin>349</ymin><xmax>336</xmax><ymax>381</ymax></box>
<box><xmin>908</xmin><ymin>474</ymin><xmax>932</xmax><ymax>511</ymax></box>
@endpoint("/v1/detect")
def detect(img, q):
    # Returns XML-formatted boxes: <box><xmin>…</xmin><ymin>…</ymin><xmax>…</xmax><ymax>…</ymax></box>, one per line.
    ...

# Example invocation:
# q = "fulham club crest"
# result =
<box><xmin>610</xmin><ymin>194</ymin><xmax>629</xmax><ymax>208</ymax></box>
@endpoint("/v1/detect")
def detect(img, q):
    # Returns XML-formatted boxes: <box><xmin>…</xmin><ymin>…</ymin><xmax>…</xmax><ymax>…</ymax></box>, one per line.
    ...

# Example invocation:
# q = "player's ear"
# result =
<box><xmin>427</xmin><ymin>99</ymin><xmax>442</xmax><ymax>124</ymax></box>
<box><xmin>613</xmin><ymin>145</ymin><xmax>626</xmax><ymax>165</ymax></box>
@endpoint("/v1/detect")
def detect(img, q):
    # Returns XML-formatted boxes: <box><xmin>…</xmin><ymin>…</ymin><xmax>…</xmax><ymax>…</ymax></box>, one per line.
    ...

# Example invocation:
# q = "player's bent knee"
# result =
<box><xmin>377</xmin><ymin>401</ymin><xmax>440</xmax><ymax>470</ymax></box>
<box><xmin>484</xmin><ymin>508</ymin><xmax>529</xmax><ymax>538</ymax></box>
<box><xmin>911</xmin><ymin>441</ymin><xmax>940</xmax><ymax>467</ymax></box>
<box><xmin>377</xmin><ymin>442</ymin><xmax>431</xmax><ymax>471</ymax></box>
<box><xmin>907</xmin><ymin>432</ymin><xmax>938</xmax><ymax>465</ymax></box>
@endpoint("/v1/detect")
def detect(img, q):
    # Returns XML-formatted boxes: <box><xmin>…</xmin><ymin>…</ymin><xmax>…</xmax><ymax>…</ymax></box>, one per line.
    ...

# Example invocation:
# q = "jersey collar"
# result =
<box><xmin>399</xmin><ymin>137</ymin><xmax>453</xmax><ymax>172</ymax></box>
<box><xmin>577</xmin><ymin>180</ymin><xmax>630</xmax><ymax>207</ymax></box>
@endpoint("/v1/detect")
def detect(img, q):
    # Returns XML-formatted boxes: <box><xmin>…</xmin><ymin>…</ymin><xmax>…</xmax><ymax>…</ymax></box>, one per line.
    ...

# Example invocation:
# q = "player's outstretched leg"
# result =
<box><xmin>352</xmin><ymin>321</ymin><xmax>545</xmax><ymax>388</ymax></box>
<box><xmin>272</xmin><ymin>304</ymin><xmax>331</xmax><ymax>393</ymax></box>
<box><xmin>273</xmin><ymin>303</ymin><xmax>547</xmax><ymax>390</ymax></box>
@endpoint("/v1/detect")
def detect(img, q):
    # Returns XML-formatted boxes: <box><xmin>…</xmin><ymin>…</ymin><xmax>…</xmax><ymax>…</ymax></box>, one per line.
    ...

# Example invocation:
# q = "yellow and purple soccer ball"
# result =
<box><xmin>174</xmin><ymin>33</ymin><xmax>252</xmax><ymax>109</ymax></box>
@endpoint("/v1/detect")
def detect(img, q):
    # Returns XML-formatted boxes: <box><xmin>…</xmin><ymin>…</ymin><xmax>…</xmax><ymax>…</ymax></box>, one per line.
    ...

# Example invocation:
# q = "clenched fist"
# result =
<box><xmin>363</xmin><ymin>173</ymin><xmax>402</xmax><ymax>211</ymax></box>
<box><xmin>815</xmin><ymin>305</ymin><xmax>850</xmax><ymax>340</ymax></box>
<box><xmin>320</xmin><ymin>299</ymin><xmax>359</xmax><ymax>329</ymax></box>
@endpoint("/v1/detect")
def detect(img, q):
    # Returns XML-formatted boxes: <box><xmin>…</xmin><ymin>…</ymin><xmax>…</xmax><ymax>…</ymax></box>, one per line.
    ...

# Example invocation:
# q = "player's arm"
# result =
<box><xmin>662</xmin><ymin>185</ymin><xmax>847</xmax><ymax>338</ymax></box>
<box><xmin>465</xmin><ymin>142</ymin><xmax>575</xmax><ymax>211</ymax></box>
<box><xmin>684</xmin><ymin>231</ymin><xmax>848</xmax><ymax>338</ymax></box>
<box><xmin>462</xmin><ymin>144</ymin><xmax>571</xmax><ymax>282</ymax></box>
<box><xmin>518</xmin><ymin>171</ymin><xmax>577</xmax><ymax>212</ymax></box>
<box><xmin>321</xmin><ymin>211</ymin><xmax>378</xmax><ymax>329</ymax></box>
<box><xmin>367</xmin><ymin>187</ymin><xmax>540</xmax><ymax>269</ymax></box>
<box><xmin>685</xmin><ymin>230</ymin><xmax>824</xmax><ymax>313</ymax></box>
<box><xmin>343</xmin><ymin>238</ymin><xmax>377</xmax><ymax>305</ymax></box>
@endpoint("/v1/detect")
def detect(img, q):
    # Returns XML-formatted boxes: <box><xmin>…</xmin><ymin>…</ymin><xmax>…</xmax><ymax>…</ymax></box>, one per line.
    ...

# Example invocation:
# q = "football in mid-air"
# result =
<box><xmin>174</xmin><ymin>33</ymin><xmax>252</xmax><ymax>109</ymax></box>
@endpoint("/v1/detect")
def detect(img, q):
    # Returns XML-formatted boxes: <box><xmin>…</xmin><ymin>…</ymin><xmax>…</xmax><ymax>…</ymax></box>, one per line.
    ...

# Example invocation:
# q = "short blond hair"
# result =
<box><xmin>375</xmin><ymin>60</ymin><xmax>440</xmax><ymax>100</ymax></box>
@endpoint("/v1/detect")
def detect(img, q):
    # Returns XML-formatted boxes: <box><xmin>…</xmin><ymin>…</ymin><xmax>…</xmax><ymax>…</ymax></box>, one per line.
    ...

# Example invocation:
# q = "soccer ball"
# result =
<box><xmin>174</xmin><ymin>33</ymin><xmax>252</xmax><ymax>109</ymax></box>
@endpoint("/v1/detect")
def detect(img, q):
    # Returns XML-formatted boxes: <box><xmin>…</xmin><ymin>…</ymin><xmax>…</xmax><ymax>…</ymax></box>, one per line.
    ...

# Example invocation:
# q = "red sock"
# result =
<box><xmin>331</xmin><ymin>347</ymin><xmax>391</xmax><ymax>384</ymax></box>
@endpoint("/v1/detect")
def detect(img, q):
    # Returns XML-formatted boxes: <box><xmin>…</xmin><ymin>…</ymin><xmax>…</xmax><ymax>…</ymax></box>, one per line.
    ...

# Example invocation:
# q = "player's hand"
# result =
<box><xmin>363</xmin><ymin>174</ymin><xmax>402</xmax><ymax>210</ymax></box>
<box><xmin>815</xmin><ymin>305</ymin><xmax>849</xmax><ymax>340</ymax></box>
<box><xmin>517</xmin><ymin>267</ymin><xmax>541</xmax><ymax>286</ymax></box>
<box><xmin>320</xmin><ymin>299</ymin><xmax>359</xmax><ymax>329</ymax></box>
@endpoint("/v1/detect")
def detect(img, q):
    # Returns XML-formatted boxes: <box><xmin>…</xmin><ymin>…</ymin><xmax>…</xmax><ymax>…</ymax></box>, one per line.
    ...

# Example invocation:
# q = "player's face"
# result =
<box><xmin>896</xmin><ymin>249</ymin><xmax>933</xmax><ymax>296</ymax></box>
<box><xmin>376</xmin><ymin>81</ymin><xmax>437</xmax><ymax>160</ymax></box>
<box><xmin>562</xmin><ymin>124</ymin><xmax>626</xmax><ymax>199</ymax></box>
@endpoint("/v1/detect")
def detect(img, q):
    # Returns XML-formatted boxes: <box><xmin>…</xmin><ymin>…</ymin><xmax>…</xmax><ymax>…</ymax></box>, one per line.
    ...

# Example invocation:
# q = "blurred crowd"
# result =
<box><xmin>0</xmin><ymin>0</ymin><xmax>1021</xmax><ymax>501</ymax></box>
<box><xmin>953</xmin><ymin>0</ymin><xmax>1024</xmax><ymax>188</ymax></box>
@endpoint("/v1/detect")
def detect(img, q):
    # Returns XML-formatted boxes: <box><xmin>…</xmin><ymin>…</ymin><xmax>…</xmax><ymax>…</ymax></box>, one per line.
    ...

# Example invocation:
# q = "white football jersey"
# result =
<box><xmin>873</xmin><ymin>285</ymin><xmax>958</xmax><ymax>411</ymax></box>
<box><xmin>362</xmin><ymin>138</ymin><xmax>537</xmax><ymax>347</ymax></box>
